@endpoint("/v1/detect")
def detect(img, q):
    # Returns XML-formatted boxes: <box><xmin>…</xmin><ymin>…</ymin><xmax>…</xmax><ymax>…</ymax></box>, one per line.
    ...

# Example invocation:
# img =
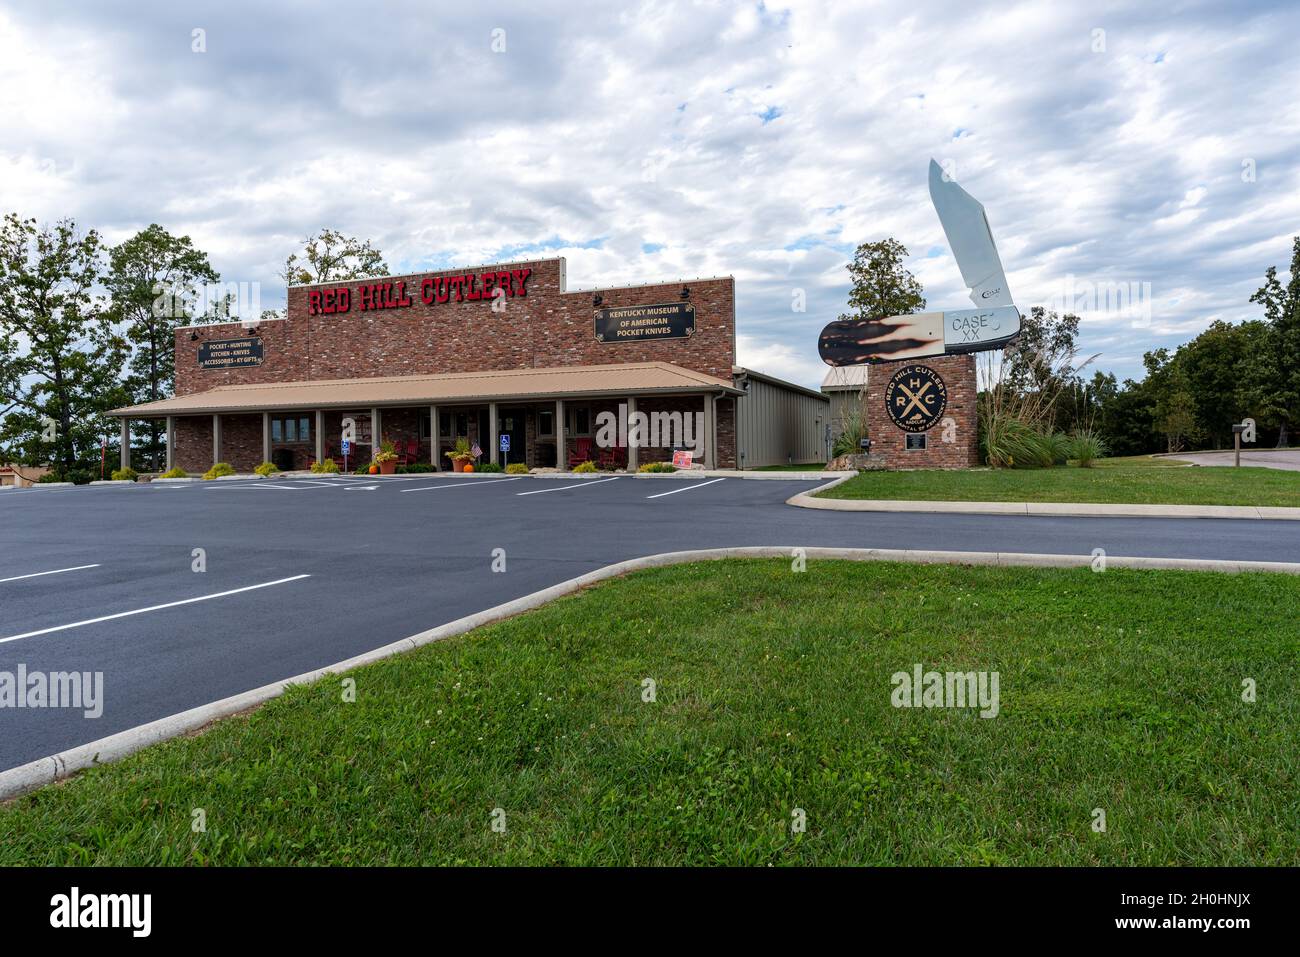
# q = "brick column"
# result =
<box><xmin>864</xmin><ymin>354</ymin><xmax>979</xmax><ymax>469</ymax></box>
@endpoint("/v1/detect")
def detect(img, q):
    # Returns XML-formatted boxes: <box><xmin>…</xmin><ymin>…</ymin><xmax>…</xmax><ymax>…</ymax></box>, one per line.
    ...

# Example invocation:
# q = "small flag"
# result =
<box><xmin>470</xmin><ymin>442</ymin><xmax>482</xmax><ymax>460</ymax></box>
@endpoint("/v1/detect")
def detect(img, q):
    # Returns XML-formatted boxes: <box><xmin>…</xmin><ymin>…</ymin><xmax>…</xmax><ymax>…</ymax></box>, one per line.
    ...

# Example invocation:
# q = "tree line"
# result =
<box><xmin>0</xmin><ymin>217</ymin><xmax>385</xmax><ymax>481</ymax></box>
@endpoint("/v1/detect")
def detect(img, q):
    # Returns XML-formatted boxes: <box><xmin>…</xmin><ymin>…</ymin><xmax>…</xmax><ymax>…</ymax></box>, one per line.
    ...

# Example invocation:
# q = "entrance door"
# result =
<box><xmin>499</xmin><ymin>410</ymin><xmax>526</xmax><ymax>468</ymax></box>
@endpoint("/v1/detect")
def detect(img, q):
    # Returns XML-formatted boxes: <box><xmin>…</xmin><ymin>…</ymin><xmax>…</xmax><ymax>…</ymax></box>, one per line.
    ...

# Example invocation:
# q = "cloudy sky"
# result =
<box><xmin>2</xmin><ymin>0</ymin><xmax>1297</xmax><ymax>388</ymax></box>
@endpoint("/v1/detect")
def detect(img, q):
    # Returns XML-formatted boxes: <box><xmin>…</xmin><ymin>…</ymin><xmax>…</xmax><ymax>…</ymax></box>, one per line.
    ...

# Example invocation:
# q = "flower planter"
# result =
<box><xmin>379</xmin><ymin>460</ymin><xmax>397</xmax><ymax>475</ymax></box>
<box><xmin>451</xmin><ymin>458</ymin><xmax>471</xmax><ymax>473</ymax></box>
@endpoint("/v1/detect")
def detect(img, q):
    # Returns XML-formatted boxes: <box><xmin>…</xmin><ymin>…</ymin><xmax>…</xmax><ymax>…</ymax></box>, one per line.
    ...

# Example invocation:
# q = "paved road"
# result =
<box><xmin>1170</xmin><ymin>449</ymin><xmax>1300</xmax><ymax>471</ymax></box>
<box><xmin>2</xmin><ymin>474</ymin><xmax>1299</xmax><ymax>773</ymax></box>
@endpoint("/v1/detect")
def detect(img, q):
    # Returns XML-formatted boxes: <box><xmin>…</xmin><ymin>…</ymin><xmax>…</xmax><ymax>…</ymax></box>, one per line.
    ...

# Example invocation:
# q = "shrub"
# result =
<box><xmin>254</xmin><ymin>461</ymin><xmax>279</xmax><ymax>477</ymax></box>
<box><xmin>311</xmin><ymin>458</ymin><xmax>341</xmax><ymax>474</ymax></box>
<box><xmin>981</xmin><ymin>419</ymin><xmax>1064</xmax><ymax>469</ymax></box>
<box><xmin>110</xmin><ymin>467</ymin><xmax>138</xmax><ymax>482</ymax></box>
<box><xmin>160</xmin><ymin>467</ymin><xmax>188</xmax><ymax>479</ymax></box>
<box><xmin>638</xmin><ymin>462</ymin><xmax>677</xmax><ymax>473</ymax></box>
<box><xmin>396</xmin><ymin>462</ymin><xmax>435</xmax><ymax>473</ymax></box>
<box><xmin>477</xmin><ymin>461</ymin><xmax>503</xmax><ymax>473</ymax></box>
<box><xmin>506</xmin><ymin>463</ymin><xmax>529</xmax><ymax>474</ymax></box>
<box><xmin>831</xmin><ymin>400</ymin><xmax>869</xmax><ymax>458</ymax></box>
<box><xmin>572</xmin><ymin>461</ymin><xmax>598</xmax><ymax>473</ymax></box>
<box><xmin>1069</xmin><ymin>428</ymin><xmax>1108</xmax><ymax>467</ymax></box>
<box><xmin>37</xmin><ymin>472</ymin><xmax>63</xmax><ymax>483</ymax></box>
<box><xmin>203</xmin><ymin>462</ymin><xmax>236</xmax><ymax>480</ymax></box>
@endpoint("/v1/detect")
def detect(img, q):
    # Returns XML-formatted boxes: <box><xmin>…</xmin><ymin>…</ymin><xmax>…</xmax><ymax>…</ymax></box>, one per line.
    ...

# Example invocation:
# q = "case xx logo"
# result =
<box><xmin>885</xmin><ymin>364</ymin><xmax>947</xmax><ymax>433</ymax></box>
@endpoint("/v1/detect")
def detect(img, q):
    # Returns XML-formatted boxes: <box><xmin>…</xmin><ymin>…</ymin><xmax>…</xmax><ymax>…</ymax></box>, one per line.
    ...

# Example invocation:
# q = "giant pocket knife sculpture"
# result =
<box><xmin>819</xmin><ymin>159</ymin><xmax>1021</xmax><ymax>366</ymax></box>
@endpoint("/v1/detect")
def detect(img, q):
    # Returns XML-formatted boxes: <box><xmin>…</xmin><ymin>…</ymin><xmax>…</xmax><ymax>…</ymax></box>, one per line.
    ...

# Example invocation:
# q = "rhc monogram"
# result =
<box><xmin>885</xmin><ymin>365</ymin><xmax>947</xmax><ymax>433</ymax></box>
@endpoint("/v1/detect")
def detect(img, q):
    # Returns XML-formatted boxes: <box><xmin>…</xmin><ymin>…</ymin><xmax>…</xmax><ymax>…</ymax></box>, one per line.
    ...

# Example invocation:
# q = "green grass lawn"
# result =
<box><xmin>3</xmin><ymin>559</ymin><xmax>1298</xmax><ymax>866</ymax></box>
<box><xmin>818</xmin><ymin>460</ymin><xmax>1300</xmax><ymax>506</ymax></box>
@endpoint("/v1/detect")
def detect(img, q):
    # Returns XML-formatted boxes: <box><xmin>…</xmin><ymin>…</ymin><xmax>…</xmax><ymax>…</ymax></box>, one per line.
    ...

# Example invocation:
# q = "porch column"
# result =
<box><xmin>314</xmin><ymin>410</ymin><xmax>324</xmax><ymax>465</ymax></box>
<box><xmin>262</xmin><ymin>412</ymin><xmax>271</xmax><ymax>464</ymax></box>
<box><xmin>708</xmin><ymin>394</ymin><xmax>719</xmax><ymax>469</ymax></box>
<box><xmin>626</xmin><ymin>396</ymin><xmax>638</xmax><ymax>472</ymax></box>
<box><xmin>371</xmin><ymin>407</ymin><xmax>381</xmax><ymax>459</ymax></box>
<box><xmin>165</xmin><ymin>416</ymin><xmax>175</xmax><ymax>471</ymax></box>
<box><xmin>429</xmin><ymin>405</ymin><xmax>439</xmax><ymax>468</ymax></box>
<box><xmin>489</xmin><ymin>402</ymin><xmax>499</xmax><ymax>466</ymax></box>
<box><xmin>119</xmin><ymin>419</ymin><xmax>130</xmax><ymax>471</ymax></box>
<box><xmin>556</xmin><ymin>399</ymin><xmax>566</xmax><ymax>471</ymax></box>
<box><xmin>212</xmin><ymin>414</ymin><xmax>222</xmax><ymax>466</ymax></box>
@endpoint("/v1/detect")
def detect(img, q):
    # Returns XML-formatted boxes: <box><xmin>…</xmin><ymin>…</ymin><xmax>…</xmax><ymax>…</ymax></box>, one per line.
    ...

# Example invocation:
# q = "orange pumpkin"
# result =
<box><xmin>463</xmin><ymin>464</ymin><xmax>474</xmax><ymax>473</ymax></box>
<box><xmin>369</xmin><ymin>465</ymin><xmax>378</xmax><ymax>474</ymax></box>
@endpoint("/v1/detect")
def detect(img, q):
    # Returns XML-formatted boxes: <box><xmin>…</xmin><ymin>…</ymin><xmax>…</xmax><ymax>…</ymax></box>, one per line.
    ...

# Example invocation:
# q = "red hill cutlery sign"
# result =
<box><xmin>305</xmin><ymin>268</ymin><xmax>533</xmax><ymax>315</ymax></box>
<box><xmin>885</xmin><ymin>364</ymin><xmax>947</xmax><ymax>432</ymax></box>
<box><xmin>198</xmin><ymin>336</ymin><xmax>264</xmax><ymax>369</ymax></box>
<box><xmin>595</xmin><ymin>302</ymin><xmax>695</xmax><ymax>342</ymax></box>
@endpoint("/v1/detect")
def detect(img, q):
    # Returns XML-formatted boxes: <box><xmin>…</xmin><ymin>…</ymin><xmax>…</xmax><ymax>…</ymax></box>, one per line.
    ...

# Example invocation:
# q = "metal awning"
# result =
<box><xmin>108</xmin><ymin>361</ymin><xmax>741</xmax><ymax>417</ymax></box>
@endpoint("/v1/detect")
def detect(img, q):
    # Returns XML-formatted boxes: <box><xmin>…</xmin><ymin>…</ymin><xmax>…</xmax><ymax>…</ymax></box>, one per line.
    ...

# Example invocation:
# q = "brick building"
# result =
<box><xmin>108</xmin><ymin>257</ymin><xmax>826</xmax><ymax>473</ymax></box>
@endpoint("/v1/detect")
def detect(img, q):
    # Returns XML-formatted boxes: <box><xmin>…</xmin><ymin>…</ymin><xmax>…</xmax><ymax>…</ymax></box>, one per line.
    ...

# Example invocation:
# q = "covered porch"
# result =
<box><xmin>108</xmin><ymin>362</ymin><xmax>741</xmax><ymax>474</ymax></box>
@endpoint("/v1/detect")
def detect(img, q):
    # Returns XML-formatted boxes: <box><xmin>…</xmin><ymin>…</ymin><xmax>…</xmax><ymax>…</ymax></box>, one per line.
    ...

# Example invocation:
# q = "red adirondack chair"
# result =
<box><xmin>597</xmin><ymin>445</ymin><xmax>627</xmax><ymax>470</ymax></box>
<box><xmin>567</xmin><ymin>437</ymin><xmax>594</xmax><ymax>467</ymax></box>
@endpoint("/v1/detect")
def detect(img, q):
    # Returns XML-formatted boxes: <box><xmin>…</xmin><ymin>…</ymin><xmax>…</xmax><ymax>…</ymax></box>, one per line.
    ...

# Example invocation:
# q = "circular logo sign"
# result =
<box><xmin>884</xmin><ymin>364</ymin><xmax>947</xmax><ymax>433</ymax></box>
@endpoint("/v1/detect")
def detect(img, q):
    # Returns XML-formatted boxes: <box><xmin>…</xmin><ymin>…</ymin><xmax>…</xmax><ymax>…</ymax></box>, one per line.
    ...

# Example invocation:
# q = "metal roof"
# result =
<box><xmin>108</xmin><ymin>362</ymin><xmax>741</xmax><ymax>417</ymax></box>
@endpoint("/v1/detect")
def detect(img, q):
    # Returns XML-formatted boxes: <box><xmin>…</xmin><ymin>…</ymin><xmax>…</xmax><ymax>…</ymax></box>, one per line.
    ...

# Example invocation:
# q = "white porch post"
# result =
<box><xmin>262</xmin><ymin>412</ymin><xmax>271</xmax><ymax>464</ymax></box>
<box><xmin>315</xmin><ymin>410</ymin><xmax>324</xmax><ymax>465</ymax></box>
<box><xmin>489</xmin><ymin>402</ymin><xmax>499</xmax><ymax>466</ymax></box>
<box><xmin>165</xmin><ymin>416</ymin><xmax>175</xmax><ymax>471</ymax></box>
<box><xmin>119</xmin><ymin>419</ymin><xmax>130</xmax><ymax>471</ymax></box>
<box><xmin>556</xmin><ymin>399</ymin><xmax>566</xmax><ymax>471</ymax></box>
<box><xmin>212</xmin><ymin>414</ymin><xmax>222</xmax><ymax>466</ymax></box>
<box><xmin>429</xmin><ymin>404</ymin><xmax>439</xmax><ymax>468</ymax></box>
<box><xmin>371</xmin><ymin>407</ymin><xmax>381</xmax><ymax>458</ymax></box>
<box><xmin>626</xmin><ymin>396</ymin><xmax>638</xmax><ymax>472</ymax></box>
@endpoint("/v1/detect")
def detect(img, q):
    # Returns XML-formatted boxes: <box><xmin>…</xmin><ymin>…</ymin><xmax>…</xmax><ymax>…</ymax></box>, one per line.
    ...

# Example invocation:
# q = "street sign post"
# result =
<box><xmin>499</xmin><ymin>433</ymin><xmax>510</xmax><ymax>468</ymax></box>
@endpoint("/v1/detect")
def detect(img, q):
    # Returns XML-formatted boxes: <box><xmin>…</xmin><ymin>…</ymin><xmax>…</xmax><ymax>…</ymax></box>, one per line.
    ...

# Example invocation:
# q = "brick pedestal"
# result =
<box><xmin>865</xmin><ymin>354</ymin><xmax>979</xmax><ymax>469</ymax></box>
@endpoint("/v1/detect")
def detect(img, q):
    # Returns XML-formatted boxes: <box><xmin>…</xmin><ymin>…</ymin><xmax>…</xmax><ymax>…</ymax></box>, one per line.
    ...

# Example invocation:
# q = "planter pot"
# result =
<box><xmin>451</xmin><ymin>458</ymin><xmax>470</xmax><ymax>473</ymax></box>
<box><xmin>380</xmin><ymin>460</ymin><xmax>397</xmax><ymax>475</ymax></box>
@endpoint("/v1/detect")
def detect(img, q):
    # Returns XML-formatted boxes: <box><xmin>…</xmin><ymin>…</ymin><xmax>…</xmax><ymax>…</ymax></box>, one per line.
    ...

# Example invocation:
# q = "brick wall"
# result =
<box><xmin>864</xmin><ymin>354</ymin><xmax>979</xmax><ymax>469</ymax></box>
<box><xmin>175</xmin><ymin>258</ymin><xmax>735</xmax><ymax>395</ymax></box>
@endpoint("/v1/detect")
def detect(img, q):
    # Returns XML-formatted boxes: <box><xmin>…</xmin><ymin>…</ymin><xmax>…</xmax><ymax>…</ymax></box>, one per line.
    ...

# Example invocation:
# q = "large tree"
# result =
<box><xmin>281</xmin><ymin>228</ymin><xmax>387</xmax><ymax>286</ymax></box>
<box><xmin>1250</xmin><ymin>236</ymin><xmax>1300</xmax><ymax>445</ymax></box>
<box><xmin>0</xmin><ymin>215</ymin><xmax>130</xmax><ymax>479</ymax></box>
<box><xmin>838</xmin><ymin>237</ymin><xmax>925</xmax><ymax>324</ymax></box>
<box><xmin>105</xmin><ymin>224</ymin><xmax>220</xmax><ymax>469</ymax></box>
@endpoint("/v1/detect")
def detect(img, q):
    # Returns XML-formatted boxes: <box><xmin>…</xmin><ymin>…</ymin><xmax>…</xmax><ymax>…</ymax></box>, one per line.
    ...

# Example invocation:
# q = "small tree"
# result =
<box><xmin>838</xmin><ymin>238</ymin><xmax>926</xmax><ymax>324</ymax></box>
<box><xmin>281</xmin><ymin>228</ymin><xmax>387</xmax><ymax>286</ymax></box>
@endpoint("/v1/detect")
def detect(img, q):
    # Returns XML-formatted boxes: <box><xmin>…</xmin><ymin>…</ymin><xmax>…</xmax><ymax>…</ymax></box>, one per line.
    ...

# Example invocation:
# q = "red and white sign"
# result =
<box><xmin>307</xmin><ymin>268</ymin><xmax>533</xmax><ymax>316</ymax></box>
<box><xmin>671</xmin><ymin>450</ymin><xmax>694</xmax><ymax>469</ymax></box>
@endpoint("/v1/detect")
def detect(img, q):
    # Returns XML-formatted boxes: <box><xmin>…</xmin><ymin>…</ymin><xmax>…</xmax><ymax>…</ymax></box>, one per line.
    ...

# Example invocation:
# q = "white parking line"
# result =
<box><xmin>0</xmin><ymin>574</ymin><xmax>312</xmax><ymax>644</ymax></box>
<box><xmin>645</xmin><ymin>478</ymin><xmax>727</xmax><ymax>499</ymax></box>
<box><xmin>0</xmin><ymin>563</ymin><xmax>101</xmax><ymax>585</ymax></box>
<box><xmin>402</xmin><ymin>477</ymin><xmax>525</xmax><ymax>492</ymax></box>
<box><xmin>516</xmin><ymin>477</ymin><xmax>620</xmax><ymax>496</ymax></box>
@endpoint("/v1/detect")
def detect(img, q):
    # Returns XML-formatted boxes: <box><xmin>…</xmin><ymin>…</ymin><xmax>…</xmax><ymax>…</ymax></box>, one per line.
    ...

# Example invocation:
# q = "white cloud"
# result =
<box><xmin>0</xmin><ymin>0</ymin><xmax>1296</xmax><ymax>390</ymax></box>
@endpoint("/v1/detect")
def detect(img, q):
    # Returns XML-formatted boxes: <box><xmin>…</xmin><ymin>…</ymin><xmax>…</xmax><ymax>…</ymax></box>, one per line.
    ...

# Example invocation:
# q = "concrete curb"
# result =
<box><xmin>786</xmin><ymin>477</ymin><xmax>1300</xmax><ymax>520</ymax></box>
<box><xmin>150</xmin><ymin>477</ymin><xmax>201</xmax><ymax>484</ymax></box>
<box><xmin>27</xmin><ymin>482</ymin><xmax>75</xmax><ymax>489</ymax></box>
<box><xmin>88</xmin><ymin>480</ymin><xmax>136</xmax><ymax>486</ymax></box>
<box><xmin>4</xmin><ymin>545</ymin><xmax>1297</xmax><ymax>802</ymax></box>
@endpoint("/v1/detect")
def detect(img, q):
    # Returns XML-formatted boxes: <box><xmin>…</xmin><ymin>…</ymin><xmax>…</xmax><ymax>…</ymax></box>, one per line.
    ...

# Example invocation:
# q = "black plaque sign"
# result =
<box><xmin>884</xmin><ymin>364</ymin><xmax>947</xmax><ymax>433</ymax></box>
<box><xmin>595</xmin><ymin>302</ymin><xmax>695</xmax><ymax>342</ymax></box>
<box><xmin>198</xmin><ymin>336</ymin><xmax>264</xmax><ymax>370</ymax></box>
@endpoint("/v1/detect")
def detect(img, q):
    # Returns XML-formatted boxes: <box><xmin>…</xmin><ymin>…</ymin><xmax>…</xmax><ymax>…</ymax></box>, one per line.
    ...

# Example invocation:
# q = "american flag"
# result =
<box><xmin>470</xmin><ymin>442</ymin><xmax>482</xmax><ymax>460</ymax></box>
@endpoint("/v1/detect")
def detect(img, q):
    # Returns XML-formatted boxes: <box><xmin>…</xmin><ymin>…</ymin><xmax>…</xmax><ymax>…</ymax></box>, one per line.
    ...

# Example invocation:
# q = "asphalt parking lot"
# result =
<box><xmin>2</xmin><ymin>473</ymin><xmax>1299</xmax><ymax>773</ymax></box>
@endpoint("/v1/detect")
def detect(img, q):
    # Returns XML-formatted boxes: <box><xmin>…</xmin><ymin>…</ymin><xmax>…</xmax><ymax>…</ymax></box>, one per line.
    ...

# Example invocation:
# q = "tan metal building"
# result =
<box><xmin>732</xmin><ymin>367</ymin><xmax>830</xmax><ymax>468</ymax></box>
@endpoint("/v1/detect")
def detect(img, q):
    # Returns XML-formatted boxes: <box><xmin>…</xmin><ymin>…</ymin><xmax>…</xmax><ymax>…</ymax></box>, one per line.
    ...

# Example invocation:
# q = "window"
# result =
<box><xmin>270</xmin><ymin>416</ymin><xmax>311</xmax><ymax>444</ymax></box>
<box><xmin>420</xmin><ymin>413</ymin><xmax>431</xmax><ymax>441</ymax></box>
<box><xmin>455</xmin><ymin>412</ymin><xmax>469</xmax><ymax>437</ymax></box>
<box><xmin>568</xmin><ymin>407</ymin><xmax>590</xmax><ymax>436</ymax></box>
<box><xmin>538</xmin><ymin>410</ymin><xmax>554</xmax><ymax>437</ymax></box>
<box><xmin>439</xmin><ymin>412</ymin><xmax>452</xmax><ymax>438</ymax></box>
